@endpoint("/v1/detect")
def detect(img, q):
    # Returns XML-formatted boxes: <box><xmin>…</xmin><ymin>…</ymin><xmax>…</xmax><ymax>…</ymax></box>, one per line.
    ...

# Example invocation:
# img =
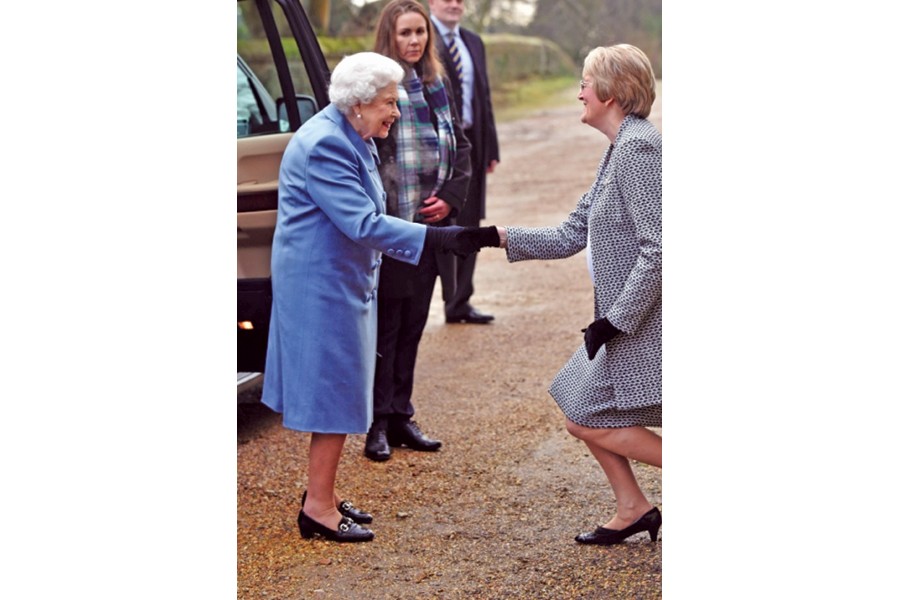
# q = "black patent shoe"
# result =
<box><xmin>338</xmin><ymin>499</ymin><xmax>373</xmax><ymax>524</ymax></box>
<box><xmin>364</xmin><ymin>426</ymin><xmax>392</xmax><ymax>461</ymax></box>
<box><xmin>301</xmin><ymin>491</ymin><xmax>373</xmax><ymax>524</ymax></box>
<box><xmin>575</xmin><ymin>507</ymin><xmax>662</xmax><ymax>545</ymax></box>
<box><xmin>297</xmin><ymin>511</ymin><xmax>375</xmax><ymax>543</ymax></box>
<box><xmin>387</xmin><ymin>420</ymin><xmax>442</xmax><ymax>451</ymax></box>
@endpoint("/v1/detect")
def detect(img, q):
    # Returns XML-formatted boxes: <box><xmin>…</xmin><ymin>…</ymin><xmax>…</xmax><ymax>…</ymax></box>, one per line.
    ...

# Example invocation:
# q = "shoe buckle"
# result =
<box><xmin>339</xmin><ymin>520</ymin><xmax>350</xmax><ymax>532</ymax></box>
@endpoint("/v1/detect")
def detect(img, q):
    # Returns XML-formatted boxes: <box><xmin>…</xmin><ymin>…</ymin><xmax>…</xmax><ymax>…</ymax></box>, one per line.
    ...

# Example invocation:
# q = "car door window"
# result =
<box><xmin>237</xmin><ymin>0</ymin><xmax>322</xmax><ymax>139</ymax></box>
<box><xmin>237</xmin><ymin>59</ymin><xmax>280</xmax><ymax>137</ymax></box>
<box><xmin>237</xmin><ymin>0</ymin><xmax>330</xmax><ymax>374</ymax></box>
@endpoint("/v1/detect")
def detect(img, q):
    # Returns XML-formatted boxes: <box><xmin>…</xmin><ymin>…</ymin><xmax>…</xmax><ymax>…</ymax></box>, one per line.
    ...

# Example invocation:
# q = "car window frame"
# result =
<box><xmin>252</xmin><ymin>0</ymin><xmax>330</xmax><ymax>132</ymax></box>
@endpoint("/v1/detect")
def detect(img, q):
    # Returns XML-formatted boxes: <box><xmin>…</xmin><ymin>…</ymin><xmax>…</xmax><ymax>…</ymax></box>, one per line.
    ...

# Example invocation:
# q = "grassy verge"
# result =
<box><xmin>492</xmin><ymin>75</ymin><xmax>581</xmax><ymax>122</ymax></box>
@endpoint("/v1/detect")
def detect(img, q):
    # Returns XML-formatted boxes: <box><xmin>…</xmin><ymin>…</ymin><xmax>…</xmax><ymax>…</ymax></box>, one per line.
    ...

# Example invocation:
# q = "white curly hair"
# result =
<box><xmin>328</xmin><ymin>52</ymin><xmax>404</xmax><ymax>116</ymax></box>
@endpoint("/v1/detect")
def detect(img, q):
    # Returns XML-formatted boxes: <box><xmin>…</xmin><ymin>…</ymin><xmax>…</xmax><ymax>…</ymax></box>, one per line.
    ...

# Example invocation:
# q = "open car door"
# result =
<box><xmin>236</xmin><ymin>0</ymin><xmax>330</xmax><ymax>375</ymax></box>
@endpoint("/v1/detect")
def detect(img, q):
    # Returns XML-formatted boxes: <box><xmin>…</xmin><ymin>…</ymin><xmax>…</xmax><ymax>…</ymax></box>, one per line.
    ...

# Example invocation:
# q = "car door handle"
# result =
<box><xmin>237</xmin><ymin>180</ymin><xmax>278</xmax><ymax>193</ymax></box>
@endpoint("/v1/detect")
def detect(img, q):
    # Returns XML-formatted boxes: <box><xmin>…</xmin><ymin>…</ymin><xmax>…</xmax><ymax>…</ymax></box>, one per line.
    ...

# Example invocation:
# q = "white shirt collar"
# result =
<box><xmin>430</xmin><ymin>17</ymin><xmax>457</xmax><ymax>40</ymax></box>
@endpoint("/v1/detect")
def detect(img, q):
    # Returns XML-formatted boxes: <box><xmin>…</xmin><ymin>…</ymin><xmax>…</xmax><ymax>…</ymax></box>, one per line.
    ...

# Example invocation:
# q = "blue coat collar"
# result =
<box><xmin>322</xmin><ymin>103</ymin><xmax>380</xmax><ymax>169</ymax></box>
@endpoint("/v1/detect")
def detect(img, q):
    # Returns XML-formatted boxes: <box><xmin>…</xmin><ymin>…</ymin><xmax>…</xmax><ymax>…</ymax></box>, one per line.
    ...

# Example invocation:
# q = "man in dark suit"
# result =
<box><xmin>429</xmin><ymin>0</ymin><xmax>501</xmax><ymax>324</ymax></box>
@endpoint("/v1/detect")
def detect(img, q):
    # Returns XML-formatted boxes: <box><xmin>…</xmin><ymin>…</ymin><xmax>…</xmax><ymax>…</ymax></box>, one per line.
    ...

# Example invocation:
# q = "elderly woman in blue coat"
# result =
<box><xmin>466</xmin><ymin>44</ymin><xmax>663</xmax><ymax>545</ymax></box>
<box><xmin>261</xmin><ymin>52</ymin><xmax>477</xmax><ymax>543</ymax></box>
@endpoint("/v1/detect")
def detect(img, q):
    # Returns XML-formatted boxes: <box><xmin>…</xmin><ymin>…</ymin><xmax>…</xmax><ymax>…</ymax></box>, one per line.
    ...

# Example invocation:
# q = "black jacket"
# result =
<box><xmin>374</xmin><ymin>70</ymin><xmax>472</xmax><ymax>297</ymax></box>
<box><xmin>433</xmin><ymin>26</ymin><xmax>499</xmax><ymax>220</ymax></box>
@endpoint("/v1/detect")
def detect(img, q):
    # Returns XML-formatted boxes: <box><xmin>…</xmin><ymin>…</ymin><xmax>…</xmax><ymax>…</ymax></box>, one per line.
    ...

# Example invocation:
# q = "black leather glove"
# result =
<box><xmin>470</xmin><ymin>226</ymin><xmax>501</xmax><ymax>248</ymax></box>
<box><xmin>581</xmin><ymin>317</ymin><xmax>621</xmax><ymax>360</ymax></box>
<box><xmin>424</xmin><ymin>226</ymin><xmax>500</xmax><ymax>257</ymax></box>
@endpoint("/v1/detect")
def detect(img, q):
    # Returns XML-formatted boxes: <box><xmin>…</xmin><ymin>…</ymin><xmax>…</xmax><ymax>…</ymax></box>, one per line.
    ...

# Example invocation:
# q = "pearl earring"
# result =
<box><xmin>356</xmin><ymin>113</ymin><xmax>362</xmax><ymax>119</ymax></box>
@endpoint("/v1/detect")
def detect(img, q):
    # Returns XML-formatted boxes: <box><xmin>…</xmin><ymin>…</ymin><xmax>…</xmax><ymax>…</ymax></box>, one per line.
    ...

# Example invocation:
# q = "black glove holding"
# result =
<box><xmin>424</xmin><ymin>226</ymin><xmax>500</xmax><ymax>257</ymax></box>
<box><xmin>582</xmin><ymin>317</ymin><xmax>622</xmax><ymax>360</ymax></box>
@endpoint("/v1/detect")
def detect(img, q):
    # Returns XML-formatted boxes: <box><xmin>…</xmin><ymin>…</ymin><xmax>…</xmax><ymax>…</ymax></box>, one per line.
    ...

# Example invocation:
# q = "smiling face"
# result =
<box><xmin>394</xmin><ymin>12</ymin><xmax>428</xmax><ymax>66</ymax></box>
<box><xmin>578</xmin><ymin>77</ymin><xmax>596</xmax><ymax>126</ymax></box>
<box><xmin>578</xmin><ymin>75</ymin><xmax>609</xmax><ymax>131</ymax></box>
<box><xmin>354</xmin><ymin>82</ymin><xmax>401</xmax><ymax>140</ymax></box>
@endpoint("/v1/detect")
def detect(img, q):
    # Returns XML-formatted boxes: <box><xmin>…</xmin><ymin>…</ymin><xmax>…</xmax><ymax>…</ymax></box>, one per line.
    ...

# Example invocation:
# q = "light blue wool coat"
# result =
<box><xmin>262</xmin><ymin>103</ymin><xmax>427</xmax><ymax>434</ymax></box>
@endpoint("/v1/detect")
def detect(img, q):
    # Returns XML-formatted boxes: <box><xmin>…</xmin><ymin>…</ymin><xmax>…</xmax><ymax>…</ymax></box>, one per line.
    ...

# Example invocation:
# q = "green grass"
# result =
<box><xmin>493</xmin><ymin>75</ymin><xmax>581</xmax><ymax>122</ymax></box>
<box><xmin>238</xmin><ymin>35</ymin><xmax>581</xmax><ymax>123</ymax></box>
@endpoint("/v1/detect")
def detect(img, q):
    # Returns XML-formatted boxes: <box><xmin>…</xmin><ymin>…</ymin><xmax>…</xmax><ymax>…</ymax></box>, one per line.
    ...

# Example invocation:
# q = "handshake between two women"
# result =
<box><xmin>424</xmin><ymin>225</ymin><xmax>501</xmax><ymax>257</ymax></box>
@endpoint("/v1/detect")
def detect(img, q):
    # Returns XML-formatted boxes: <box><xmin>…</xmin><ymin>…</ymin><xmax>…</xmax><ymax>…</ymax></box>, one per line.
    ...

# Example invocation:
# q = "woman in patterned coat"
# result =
<box><xmin>466</xmin><ymin>44</ymin><xmax>662</xmax><ymax>545</ymax></box>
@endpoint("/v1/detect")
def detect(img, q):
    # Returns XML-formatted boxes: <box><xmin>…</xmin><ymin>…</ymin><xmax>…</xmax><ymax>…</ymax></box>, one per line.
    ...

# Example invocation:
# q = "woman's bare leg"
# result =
<box><xmin>582</xmin><ymin>439</ymin><xmax>654</xmax><ymax>529</ymax></box>
<box><xmin>566</xmin><ymin>421</ymin><xmax>661</xmax><ymax>468</ymax></box>
<box><xmin>566</xmin><ymin>419</ymin><xmax>660</xmax><ymax>529</ymax></box>
<box><xmin>303</xmin><ymin>433</ymin><xmax>346</xmax><ymax>530</ymax></box>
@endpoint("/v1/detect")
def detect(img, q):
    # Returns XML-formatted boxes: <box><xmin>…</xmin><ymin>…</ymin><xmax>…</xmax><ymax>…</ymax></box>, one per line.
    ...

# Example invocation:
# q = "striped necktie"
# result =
<box><xmin>447</xmin><ymin>32</ymin><xmax>463</xmax><ymax>80</ymax></box>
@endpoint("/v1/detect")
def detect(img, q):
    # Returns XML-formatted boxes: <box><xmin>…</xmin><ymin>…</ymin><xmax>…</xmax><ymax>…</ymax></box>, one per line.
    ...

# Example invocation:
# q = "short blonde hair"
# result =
<box><xmin>583</xmin><ymin>44</ymin><xmax>656</xmax><ymax>118</ymax></box>
<box><xmin>328</xmin><ymin>52</ymin><xmax>404</xmax><ymax>115</ymax></box>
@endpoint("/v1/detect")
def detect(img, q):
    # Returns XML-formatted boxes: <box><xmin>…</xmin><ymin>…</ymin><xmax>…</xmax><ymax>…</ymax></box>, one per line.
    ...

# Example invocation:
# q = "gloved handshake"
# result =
<box><xmin>424</xmin><ymin>225</ymin><xmax>501</xmax><ymax>257</ymax></box>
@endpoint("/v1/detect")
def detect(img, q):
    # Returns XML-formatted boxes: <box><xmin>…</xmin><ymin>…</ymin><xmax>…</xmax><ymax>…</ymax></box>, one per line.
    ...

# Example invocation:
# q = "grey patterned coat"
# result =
<box><xmin>506</xmin><ymin>115</ymin><xmax>661</xmax><ymax>427</ymax></box>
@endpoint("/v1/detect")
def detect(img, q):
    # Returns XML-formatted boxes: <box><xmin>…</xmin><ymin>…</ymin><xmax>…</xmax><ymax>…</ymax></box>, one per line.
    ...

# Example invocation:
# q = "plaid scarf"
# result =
<box><xmin>393</xmin><ymin>71</ymin><xmax>456</xmax><ymax>223</ymax></box>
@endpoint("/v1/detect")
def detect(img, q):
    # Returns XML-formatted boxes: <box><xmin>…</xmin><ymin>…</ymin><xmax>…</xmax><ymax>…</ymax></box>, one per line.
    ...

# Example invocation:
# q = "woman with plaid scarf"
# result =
<box><xmin>364</xmin><ymin>0</ymin><xmax>473</xmax><ymax>463</ymax></box>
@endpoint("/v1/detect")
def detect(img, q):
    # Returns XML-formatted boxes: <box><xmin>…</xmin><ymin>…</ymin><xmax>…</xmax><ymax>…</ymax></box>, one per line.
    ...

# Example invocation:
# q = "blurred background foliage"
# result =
<box><xmin>238</xmin><ymin>0</ymin><xmax>661</xmax><ymax>118</ymax></box>
<box><xmin>294</xmin><ymin>0</ymin><xmax>661</xmax><ymax>75</ymax></box>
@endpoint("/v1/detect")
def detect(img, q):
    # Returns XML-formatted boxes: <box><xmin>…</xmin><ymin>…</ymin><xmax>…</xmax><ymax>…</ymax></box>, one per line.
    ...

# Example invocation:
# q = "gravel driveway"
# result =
<box><xmin>238</xmin><ymin>84</ymin><xmax>663</xmax><ymax>599</ymax></box>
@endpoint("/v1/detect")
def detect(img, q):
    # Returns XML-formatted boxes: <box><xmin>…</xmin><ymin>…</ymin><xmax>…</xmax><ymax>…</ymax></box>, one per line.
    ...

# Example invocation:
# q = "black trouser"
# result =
<box><xmin>372</xmin><ymin>251</ymin><xmax>439</xmax><ymax>423</ymax></box>
<box><xmin>442</xmin><ymin>127</ymin><xmax>486</xmax><ymax>317</ymax></box>
<box><xmin>443</xmin><ymin>252</ymin><xmax>477</xmax><ymax>317</ymax></box>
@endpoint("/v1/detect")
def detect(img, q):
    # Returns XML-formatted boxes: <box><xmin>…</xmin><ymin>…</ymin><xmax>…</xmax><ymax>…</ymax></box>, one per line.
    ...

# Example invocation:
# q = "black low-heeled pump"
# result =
<box><xmin>301</xmin><ymin>491</ymin><xmax>373</xmax><ymax>524</ymax></box>
<box><xmin>337</xmin><ymin>500</ymin><xmax>373</xmax><ymax>524</ymax></box>
<box><xmin>297</xmin><ymin>511</ymin><xmax>375</xmax><ymax>543</ymax></box>
<box><xmin>575</xmin><ymin>507</ymin><xmax>662</xmax><ymax>545</ymax></box>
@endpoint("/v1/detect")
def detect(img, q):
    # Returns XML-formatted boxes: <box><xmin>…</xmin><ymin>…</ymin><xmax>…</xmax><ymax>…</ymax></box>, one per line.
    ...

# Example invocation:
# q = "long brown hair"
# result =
<box><xmin>373</xmin><ymin>0</ymin><xmax>445</xmax><ymax>84</ymax></box>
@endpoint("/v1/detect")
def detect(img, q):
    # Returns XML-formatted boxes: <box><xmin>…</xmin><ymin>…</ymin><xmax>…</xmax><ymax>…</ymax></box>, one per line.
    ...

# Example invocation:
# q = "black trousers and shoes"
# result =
<box><xmin>440</xmin><ymin>131</ymin><xmax>495</xmax><ymax>325</ymax></box>
<box><xmin>575</xmin><ymin>507</ymin><xmax>662</xmax><ymax>545</ymax></box>
<box><xmin>367</xmin><ymin>253</ymin><xmax>442</xmax><ymax>460</ymax></box>
<box><xmin>445</xmin><ymin>305</ymin><xmax>494</xmax><ymax>324</ymax></box>
<box><xmin>388</xmin><ymin>419</ymin><xmax>442</xmax><ymax>451</ymax></box>
<box><xmin>364</xmin><ymin>418</ymin><xmax>392</xmax><ymax>462</ymax></box>
<box><xmin>366</xmin><ymin>417</ymin><xmax>442</xmax><ymax>459</ymax></box>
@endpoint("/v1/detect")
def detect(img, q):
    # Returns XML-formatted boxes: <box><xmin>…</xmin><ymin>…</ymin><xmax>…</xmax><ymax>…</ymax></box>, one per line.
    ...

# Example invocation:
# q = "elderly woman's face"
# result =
<box><xmin>394</xmin><ymin>12</ymin><xmax>428</xmax><ymax>65</ymax></box>
<box><xmin>355</xmin><ymin>82</ymin><xmax>401</xmax><ymax>140</ymax></box>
